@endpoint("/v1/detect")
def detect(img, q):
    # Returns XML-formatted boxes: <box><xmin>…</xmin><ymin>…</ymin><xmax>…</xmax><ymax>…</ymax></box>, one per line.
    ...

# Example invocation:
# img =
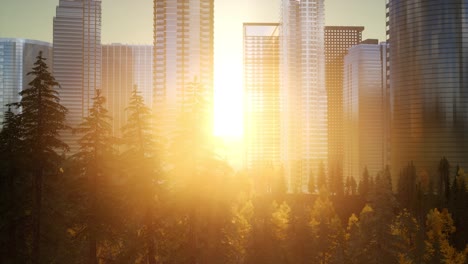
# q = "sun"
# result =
<box><xmin>213</xmin><ymin>62</ymin><xmax>243</xmax><ymax>138</ymax></box>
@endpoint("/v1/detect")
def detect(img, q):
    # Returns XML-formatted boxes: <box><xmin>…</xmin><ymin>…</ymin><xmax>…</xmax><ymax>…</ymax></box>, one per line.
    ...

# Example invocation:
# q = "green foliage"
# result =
<box><xmin>398</xmin><ymin>162</ymin><xmax>418</xmax><ymax>211</ymax></box>
<box><xmin>438</xmin><ymin>157</ymin><xmax>451</xmax><ymax>202</ymax></box>
<box><xmin>424</xmin><ymin>208</ymin><xmax>468</xmax><ymax>264</ymax></box>
<box><xmin>8</xmin><ymin>51</ymin><xmax>69</xmax><ymax>263</ymax></box>
<box><xmin>310</xmin><ymin>188</ymin><xmax>345</xmax><ymax>263</ymax></box>
<box><xmin>390</xmin><ymin>209</ymin><xmax>421</xmax><ymax>263</ymax></box>
<box><xmin>359</xmin><ymin>167</ymin><xmax>371</xmax><ymax>198</ymax></box>
<box><xmin>73</xmin><ymin>89</ymin><xmax>121</xmax><ymax>263</ymax></box>
<box><xmin>0</xmin><ymin>107</ymin><xmax>30</xmax><ymax>263</ymax></box>
<box><xmin>317</xmin><ymin>161</ymin><xmax>327</xmax><ymax>190</ymax></box>
<box><xmin>329</xmin><ymin>163</ymin><xmax>344</xmax><ymax>196</ymax></box>
<box><xmin>308</xmin><ymin>170</ymin><xmax>315</xmax><ymax>194</ymax></box>
<box><xmin>223</xmin><ymin>198</ymin><xmax>254</xmax><ymax>264</ymax></box>
<box><xmin>2</xmin><ymin>55</ymin><xmax>468</xmax><ymax>263</ymax></box>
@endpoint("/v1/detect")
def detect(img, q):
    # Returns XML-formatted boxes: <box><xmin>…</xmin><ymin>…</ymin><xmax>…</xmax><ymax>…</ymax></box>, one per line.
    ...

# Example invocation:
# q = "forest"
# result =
<box><xmin>1</xmin><ymin>53</ymin><xmax>468</xmax><ymax>264</ymax></box>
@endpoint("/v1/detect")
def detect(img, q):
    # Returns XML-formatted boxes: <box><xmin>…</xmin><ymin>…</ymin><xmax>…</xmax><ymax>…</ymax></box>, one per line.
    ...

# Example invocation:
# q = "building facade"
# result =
<box><xmin>388</xmin><ymin>0</ymin><xmax>468</xmax><ymax>177</ymax></box>
<box><xmin>153</xmin><ymin>0</ymin><xmax>214</xmax><ymax>136</ymax></box>
<box><xmin>281</xmin><ymin>0</ymin><xmax>326</xmax><ymax>192</ymax></box>
<box><xmin>102</xmin><ymin>44</ymin><xmax>153</xmax><ymax>137</ymax></box>
<box><xmin>324</xmin><ymin>26</ymin><xmax>363</xmax><ymax>190</ymax></box>
<box><xmin>53</xmin><ymin>0</ymin><xmax>101</xmax><ymax>152</ymax></box>
<box><xmin>243</xmin><ymin>23</ymin><xmax>280</xmax><ymax>171</ymax></box>
<box><xmin>0</xmin><ymin>38</ymin><xmax>53</xmax><ymax>125</ymax></box>
<box><xmin>343</xmin><ymin>41</ymin><xmax>389</xmax><ymax>181</ymax></box>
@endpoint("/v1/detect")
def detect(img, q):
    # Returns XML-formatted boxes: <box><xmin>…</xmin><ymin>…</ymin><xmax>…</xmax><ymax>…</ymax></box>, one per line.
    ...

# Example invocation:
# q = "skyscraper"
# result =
<box><xmin>243</xmin><ymin>23</ymin><xmax>280</xmax><ymax>171</ymax></box>
<box><xmin>153</xmin><ymin>0</ymin><xmax>214</xmax><ymax>136</ymax></box>
<box><xmin>388</xmin><ymin>0</ymin><xmax>468</xmax><ymax>177</ymax></box>
<box><xmin>53</xmin><ymin>0</ymin><xmax>101</xmax><ymax>152</ymax></box>
<box><xmin>102</xmin><ymin>44</ymin><xmax>153</xmax><ymax>137</ymax></box>
<box><xmin>325</xmin><ymin>26</ymin><xmax>363</xmax><ymax>190</ymax></box>
<box><xmin>343</xmin><ymin>40</ymin><xmax>388</xmax><ymax>181</ymax></box>
<box><xmin>281</xmin><ymin>0</ymin><xmax>326</xmax><ymax>192</ymax></box>
<box><xmin>0</xmin><ymin>38</ymin><xmax>53</xmax><ymax>125</ymax></box>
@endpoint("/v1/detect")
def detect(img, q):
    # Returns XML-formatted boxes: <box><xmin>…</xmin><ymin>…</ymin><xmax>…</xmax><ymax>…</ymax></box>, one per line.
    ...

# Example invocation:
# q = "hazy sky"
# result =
<box><xmin>0</xmin><ymin>0</ymin><xmax>386</xmax><ymax>136</ymax></box>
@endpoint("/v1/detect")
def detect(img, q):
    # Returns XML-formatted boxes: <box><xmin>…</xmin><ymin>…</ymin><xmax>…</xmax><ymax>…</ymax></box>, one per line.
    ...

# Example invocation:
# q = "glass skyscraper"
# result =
<box><xmin>388</xmin><ymin>0</ymin><xmax>468</xmax><ymax>176</ymax></box>
<box><xmin>325</xmin><ymin>26</ymin><xmax>364</xmax><ymax>185</ymax></box>
<box><xmin>102</xmin><ymin>44</ymin><xmax>153</xmax><ymax>137</ymax></box>
<box><xmin>243</xmin><ymin>23</ymin><xmax>280</xmax><ymax>171</ymax></box>
<box><xmin>281</xmin><ymin>0</ymin><xmax>326</xmax><ymax>192</ymax></box>
<box><xmin>343</xmin><ymin>41</ymin><xmax>389</xmax><ymax>181</ymax></box>
<box><xmin>0</xmin><ymin>38</ymin><xmax>53</xmax><ymax>126</ymax></box>
<box><xmin>53</xmin><ymin>0</ymin><xmax>101</xmax><ymax>152</ymax></box>
<box><xmin>153</xmin><ymin>0</ymin><xmax>214</xmax><ymax>136</ymax></box>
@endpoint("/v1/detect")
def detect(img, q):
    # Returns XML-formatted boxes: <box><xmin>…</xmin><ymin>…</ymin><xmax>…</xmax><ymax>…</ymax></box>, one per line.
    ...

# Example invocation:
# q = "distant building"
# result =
<box><xmin>388</xmin><ymin>0</ymin><xmax>468</xmax><ymax>177</ymax></box>
<box><xmin>53</xmin><ymin>0</ymin><xmax>102</xmax><ymax>152</ymax></box>
<box><xmin>324</xmin><ymin>26</ymin><xmax>364</xmax><ymax>187</ymax></box>
<box><xmin>102</xmin><ymin>44</ymin><xmax>153</xmax><ymax>136</ymax></box>
<box><xmin>153</xmin><ymin>0</ymin><xmax>214</xmax><ymax>137</ymax></box>
<box><xmin>280</xmin><ymin>0</ymin><xmax>326</xmax><ymax>193</ymax></box>
<box><xmin>343</xmin><ymin>41</ymin><xmax>388</xmax><ymax>180</ymax></box>
<box><xmin>243</xmin><ymin>23</ymin><xmax>280</xmax><ymax>170</ymax></box>
<box><xmin>0</xmin><ymin>38</ymin><xmax>52</xmax><ymax>125</ymax></box>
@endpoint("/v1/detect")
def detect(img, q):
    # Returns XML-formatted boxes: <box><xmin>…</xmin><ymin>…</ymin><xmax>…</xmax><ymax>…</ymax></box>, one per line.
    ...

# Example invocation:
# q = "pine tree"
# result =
<box><xmin>350</xmin><ymin>176</ymin><xmax>357</xmax><ymax>196</ymax></box>
<box><xmin>15</xmin><ymin>52</ymin><xmax>68</xmax><ymax>263</ymax></box>
<box><xmin>317</xmin><ymin>161</ymin><xmax>327</xmax><ymax>190</ymax></box>
<box><xmin>397</xmin><ymin>162</ymin><xmax>417</xmax><ymax>211</ymax></box>
<box><xmin>331</xmin><ymin>163</ymin><xmax>344</xmax><ymax>196</ymax></box>
<box><xmin>169</xmin><ymin>78</ymin><xmax>231</xmax><ymax>263</ymax></box>
<box><xmin>424</xmin><ymin>208</ymin><xmax>467</xmax><ymax>264</ymax></box>
<box><xmin>438</xmin><ymin>157</ymin><xmax>450</xmax><ymax>203</ymax></box>
<box><xmin>359</xmin><ymin>167</ymin><xmax>370</xmax><ymax>199</ymax></box>
<box><xmin>308</xmin><ymin>170</ymin><xmax>315</xmax><ymax>194</ymax></box>
<box><xmin>370</xmin><ymin>168</ymin><xmax>399</xmax><ymax>264</ymax></box>
<box><xmin>390</xmin><ymin>209</ymin><xmax>420</xmax><ymax>263</ymax></box>
<box><xmin>310</xmin><ymin>188</ymin><xmax>346</xmax><ymax>263</ymax></box>
<box><xmin>0</xmin><ymin>107</ymin><xmax>26</xmax><ymax>263</ymax></box>
<box><xmin>74</xmin><ymin>90</ymin><xmax>116</xmax><ymax>264</ymax></box>
<box><xmin>121</xmin><ymin>86</ymin><xmax>160</xmax><ymax>264</ymax></box>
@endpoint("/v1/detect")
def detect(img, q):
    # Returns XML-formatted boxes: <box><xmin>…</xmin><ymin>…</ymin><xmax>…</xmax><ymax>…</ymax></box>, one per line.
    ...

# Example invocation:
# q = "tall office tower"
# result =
<box><xmin>53</xmin><ymin>0</ymin><xmax>101</xmax><ymax>152</ymax></box>
<box><xmin>324</xmin><ymin>26</ymin><xmax>363</xmax><ymax>191</ymax></box>
<box><xmin>281</xmin><ymin>0</ymin><xmax>326</xmax><ymax>192</ymax></box>
<box><xmin>0</xmin><ymin>38</ymin><xmax>53</xmax><ymax>125</ymax></box>
<box><xmin>343</xmin><ymin>40</ymin><xmax>389</xmax><ymax>181</ymax></box>
<box><xmin>243</xmin><ymin>23</ymin><xmax>280</xmax><ymax>171</ymax></box>
<box><xmin>388</xmin><ymin>0</ymin><xmax>468</xmax><ymax>178</ymax></box>
<box><xmin>102</xmin><ymin>44</ymin><xmax>153</xmax><ymax>137</ymax></box>
<box><xmin>153</xmin><ymin>0</ymin><xmax>214</xmax><ymax>136</ymax></box>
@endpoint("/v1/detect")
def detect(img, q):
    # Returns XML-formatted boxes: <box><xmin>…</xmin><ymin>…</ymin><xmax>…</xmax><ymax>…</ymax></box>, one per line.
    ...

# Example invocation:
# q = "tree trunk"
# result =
<box><xmin>6</xmin><ymin>165</ymin><xmax>17</xmax><ymax>263</ymax></box>
<box><xmin>146</xmin><ymin>207</ymin><xmax>156</xmax><ymax>264</ymax></box>
<box><xmin>88</xmin><ymin>169</ymin><xmax>98</xmax><ymax>264</ymax></box>
<box><xmin>32</xmin><ymin>166</ymin><xmax>43</xmax><ymax>264</ymax></box>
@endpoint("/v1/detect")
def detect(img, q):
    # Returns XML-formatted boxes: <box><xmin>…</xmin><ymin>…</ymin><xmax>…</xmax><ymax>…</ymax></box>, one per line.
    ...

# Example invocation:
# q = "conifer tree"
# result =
<box><xmin>424</xmin><ymin>208</ymin><xmax>468</xmax><ymax>264</ymax></box>
<box><xmin>121</xmin><ymin>86</ymin><xmax>160</xmax><ymax>264</ymax></box>
<box><xmin>350</xmin><ymin>176</ymin><xmax>357</xmax><ymax>196</ymax></box>
<box><xmin>170</xmin><ymin>78</ymin><xmax>231</xmax><ymax>263</ymax></box>
<box><xmin>15</xmin><ymin>52</ymin><xmax>68</xmax><ymax>263</ymax></box>
<box><xmin>0</xmin><ymin>107</ymin><xmax>25</xmax><ymax>263</ymax></box>
<box><xmin>438</xmin><ymin>157</ymin><xmax>450</xmax><ymax>203</ymax></box>
<box><xmin>397</xmin><ymin>162</ymin><xmax>417</xmax><ymax>211</ymax></box>
<box><xmin>74</xmin><ymin>90</ymin><xmax>116</xmax><ymax>264</ymax></box>
<box><xmin>308</xmin><ymin>170</ymin><xmax>315</xmax><ymax>194</ymax></box>
<box><xmin>310</xmin><ymin>188</ymin><xmax>345</xmax><ymax>263</ymax></box>
<box><xmin>359</xmin><ymin>167</ymin><xmax>370</xmax><ymax>199</ymax></box>
<box><xmin>317</xmin><ymin>161</ymin><xmax>327</xmax><ymax>190</ymax></box>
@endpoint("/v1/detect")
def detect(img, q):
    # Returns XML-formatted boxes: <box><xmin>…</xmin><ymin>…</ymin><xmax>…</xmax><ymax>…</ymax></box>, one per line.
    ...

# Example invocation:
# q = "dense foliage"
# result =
<box><xmin>1</xmin><ymin>54</ymin><xmax>467</xmax><ymax>263</ymax></box>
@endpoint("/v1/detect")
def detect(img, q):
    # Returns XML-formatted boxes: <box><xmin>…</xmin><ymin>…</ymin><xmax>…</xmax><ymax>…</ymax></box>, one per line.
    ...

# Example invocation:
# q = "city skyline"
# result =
<box><xmin>0</xmin><ymin>0</ymin><xmax>386</xmax><ymax>137</ymax></box>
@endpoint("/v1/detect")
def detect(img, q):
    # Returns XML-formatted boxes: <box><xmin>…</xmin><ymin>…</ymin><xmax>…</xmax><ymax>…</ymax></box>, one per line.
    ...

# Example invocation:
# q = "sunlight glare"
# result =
<box><xmin>214</xmin><ymin>61</ymin><xmax>243</xmax><ymax>138</ymax></box>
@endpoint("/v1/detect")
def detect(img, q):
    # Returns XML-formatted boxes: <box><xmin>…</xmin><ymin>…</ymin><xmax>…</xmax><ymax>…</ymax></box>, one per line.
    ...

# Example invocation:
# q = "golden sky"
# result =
<box><xmin>0</xmin><ymin>0</ymin><xmax>386</xmax><ymax>137</ymax></box>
